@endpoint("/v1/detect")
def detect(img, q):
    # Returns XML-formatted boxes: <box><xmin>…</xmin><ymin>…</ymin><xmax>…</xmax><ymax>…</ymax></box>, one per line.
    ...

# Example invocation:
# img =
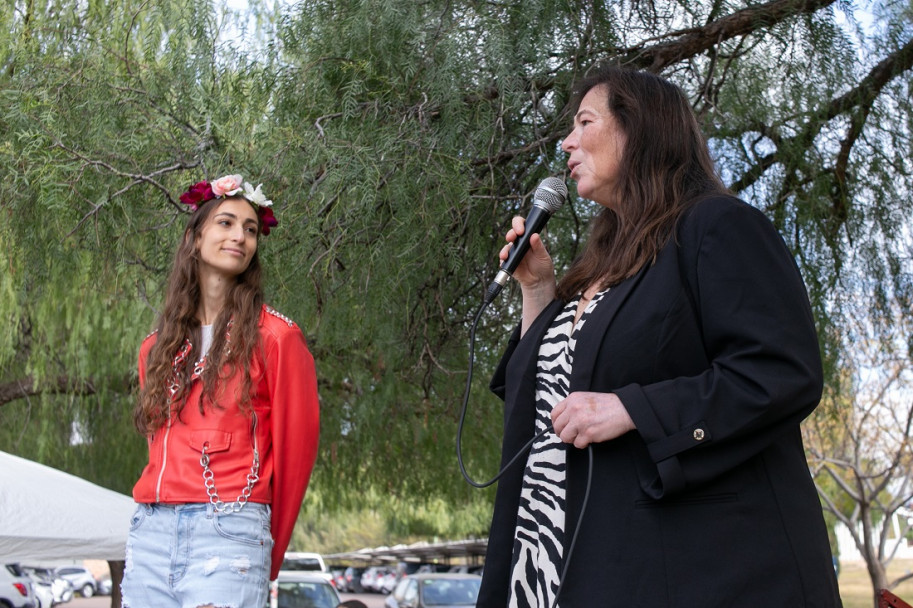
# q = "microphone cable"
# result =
<box><xmin>457</xmin><ymin>298</ymin><xmax>593</xmax><ymax>608</ymax></box>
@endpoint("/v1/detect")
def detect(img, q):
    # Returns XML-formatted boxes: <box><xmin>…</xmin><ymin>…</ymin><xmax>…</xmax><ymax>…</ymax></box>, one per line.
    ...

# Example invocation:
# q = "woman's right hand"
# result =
<box><xmin>499</xmin><ymin>215</ymin><xmax>556</xmax><ymax>293</ymax></box>
<box><xmin>500</xmin><ymin>216</ymin><xmax>557</xmax><ymax>334</ymax></box>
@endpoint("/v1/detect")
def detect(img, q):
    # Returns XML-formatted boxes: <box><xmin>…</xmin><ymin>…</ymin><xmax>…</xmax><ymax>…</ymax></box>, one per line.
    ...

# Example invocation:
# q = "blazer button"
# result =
<box><xmin>693</xmin><ymin>428</ymin><xmax>705</xmax><ymax>441</ymax></box>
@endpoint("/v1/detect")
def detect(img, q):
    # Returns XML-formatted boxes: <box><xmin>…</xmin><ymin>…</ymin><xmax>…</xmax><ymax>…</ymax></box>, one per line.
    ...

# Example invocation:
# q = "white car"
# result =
<box><xmin>1</xmin><ymin>563</ymin><xmax>37</xmax><ymax>608</ymax></box>
<box><xmin>96</xmin><ymin>575</ymin><xmax>113</xmax><ymax>595</ymax></box>
<box><xmin>269</xmin><ymin>571</ymin><xmax>340</xmax><ymax>608</ymax></box>
<box><xmin>53</xmin><ymin>566</ymin><xmax>97</xmax><ymax>598</ymax></box>
<box><xmin>360</xmin><ymin>566</ymin><xmax>390</xmax><ymax>593</ymax></box>
<box><xmin>24</xmin><ymin>576</ymin><xmax>52</xmax><ymax>608</ymax></box>
<box><xmin>22</xmin><ymin>567</ymin><xmax>73</xmax><ymax>607</ymax></box>
<box><xmin>379</xmin><ymin>570</ymin><xmax>398</xmax><ymax>595</ymax></box>
<box><xmin>279</xmin><ymin>552</ymin><xmax>334</xmax><ymax>586</ymax></box>
<box><xmin>280</xmin><ymin>552</ymin><xmax>327</xmax><ymax>573</ymax></box>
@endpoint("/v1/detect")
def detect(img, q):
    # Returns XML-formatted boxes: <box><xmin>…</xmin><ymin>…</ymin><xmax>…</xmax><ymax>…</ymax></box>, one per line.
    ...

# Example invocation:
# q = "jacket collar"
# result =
<box><xmin>568</xmin><ymin>264</ymin><xmax>649</xmax><ymax>391</ymax></box>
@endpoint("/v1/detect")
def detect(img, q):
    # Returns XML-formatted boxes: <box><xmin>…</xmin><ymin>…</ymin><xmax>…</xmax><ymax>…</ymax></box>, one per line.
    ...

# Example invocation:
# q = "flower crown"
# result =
<box><xmin>179</xmin><ymin>174</ymin><xmax>279</xmax><ymax>235</ymax></box>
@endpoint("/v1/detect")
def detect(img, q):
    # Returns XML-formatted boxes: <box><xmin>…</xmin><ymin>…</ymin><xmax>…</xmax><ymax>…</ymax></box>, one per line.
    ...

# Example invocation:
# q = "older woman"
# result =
<box><xmin>478</xmin><ymin>67</ymin><xmax>841</xmax><ymax>607</ymax></box>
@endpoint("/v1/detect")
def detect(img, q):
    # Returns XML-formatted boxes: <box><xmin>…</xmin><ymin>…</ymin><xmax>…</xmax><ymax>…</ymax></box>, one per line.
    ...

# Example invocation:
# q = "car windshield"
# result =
<box><xmin>281</xmin><ymin>558</ymin><xmax>322</xmax><ymax>571</ymax></box>
<box><xmin>421</xmin><ymin>578</ymin><xmax>481</xmax><ymax>606</ymax></box>
<box><xmin>276</xmin><ymin>581</ymin><xmax>338</xmax><ymax>608</ymax></box>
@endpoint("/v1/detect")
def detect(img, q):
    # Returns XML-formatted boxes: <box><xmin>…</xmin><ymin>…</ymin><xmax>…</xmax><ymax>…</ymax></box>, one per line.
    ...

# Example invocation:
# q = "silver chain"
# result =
<box><xmin>200</xmin><ymin>441</ymin><xmax>260</xmax><ymax>513</ymax></box>
<box><xmin>180</xmin><ymin>318</ymin><xmax>257</xmax><ymax>514</ymax></box>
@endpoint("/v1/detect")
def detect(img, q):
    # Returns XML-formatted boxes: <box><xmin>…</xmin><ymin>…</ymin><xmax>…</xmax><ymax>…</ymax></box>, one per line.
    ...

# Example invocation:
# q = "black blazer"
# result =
<box><xmin>478</xmin><ymin>195</ymin><xmax>842</xmax><ymax>607</ymax></box>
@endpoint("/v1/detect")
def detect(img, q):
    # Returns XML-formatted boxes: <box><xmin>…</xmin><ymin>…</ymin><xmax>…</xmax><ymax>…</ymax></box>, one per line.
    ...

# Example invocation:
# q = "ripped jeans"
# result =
<box><xmin>121</xmin><ymin>503</ymin><xmax>272</xmax><ymax>608</ymax></box>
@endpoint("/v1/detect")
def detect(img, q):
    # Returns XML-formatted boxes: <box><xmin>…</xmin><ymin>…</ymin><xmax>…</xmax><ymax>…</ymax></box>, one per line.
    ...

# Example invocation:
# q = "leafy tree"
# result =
<box><xmin>1</xmin><ymin>0</ymin><xmax>912</xmax><ymax>544</ymax></box>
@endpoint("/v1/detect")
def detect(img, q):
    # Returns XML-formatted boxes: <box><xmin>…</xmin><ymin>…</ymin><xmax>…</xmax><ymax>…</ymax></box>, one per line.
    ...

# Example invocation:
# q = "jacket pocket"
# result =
<box><xmin>189</xmin><ymin>430</ymin><xmax>232</xmax><ymax>454</ymax></box>
<box><xmin>634</xmin><ymin>492</ymin><xmax>738</xmax><ymax>508</ymax></box>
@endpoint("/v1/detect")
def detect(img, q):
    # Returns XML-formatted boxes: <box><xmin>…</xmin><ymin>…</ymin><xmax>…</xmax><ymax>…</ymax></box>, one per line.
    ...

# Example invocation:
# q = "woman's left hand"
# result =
<box><xmin>551</xmin><ymin>391</ymin><xmax>636</xmax><ymax>448</ymax></box>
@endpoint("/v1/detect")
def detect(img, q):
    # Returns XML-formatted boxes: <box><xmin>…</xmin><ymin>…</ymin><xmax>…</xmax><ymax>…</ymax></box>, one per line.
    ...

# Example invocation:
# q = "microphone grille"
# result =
<box><xmin>534</xmin><ymin>177</ymin><xmax>568</xmax><ymax>213</ymax></box>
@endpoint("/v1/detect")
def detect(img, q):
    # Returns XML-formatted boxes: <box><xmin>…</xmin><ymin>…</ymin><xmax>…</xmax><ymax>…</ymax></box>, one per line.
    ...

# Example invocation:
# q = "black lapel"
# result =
<box><xmin>569</xmin><ymin>264</ymin><xmax>651</xmax><ymax>391</ymax></box>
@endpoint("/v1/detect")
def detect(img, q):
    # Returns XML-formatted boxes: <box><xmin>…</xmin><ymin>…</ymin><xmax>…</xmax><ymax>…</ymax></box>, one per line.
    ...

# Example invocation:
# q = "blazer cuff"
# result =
<box><xmin>616</xmin><ymin>383</ymin><xmax>711</xmax><ymax>499</ymax></box>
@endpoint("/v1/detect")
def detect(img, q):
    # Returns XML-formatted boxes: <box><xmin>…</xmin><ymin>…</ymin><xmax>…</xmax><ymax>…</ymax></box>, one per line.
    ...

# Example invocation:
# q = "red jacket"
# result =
<box><xmin>133</xmin><ymin>304</ymin><xmax>319</xmax><ymax>580</ymax></box>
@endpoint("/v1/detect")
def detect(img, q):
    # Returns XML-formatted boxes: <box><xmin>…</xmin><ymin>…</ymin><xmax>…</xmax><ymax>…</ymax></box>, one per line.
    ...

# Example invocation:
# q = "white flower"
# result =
<box><xmin>242</xmin><ymin>182</ymin><xmax>273</xmax><ymax>207</ymax></box>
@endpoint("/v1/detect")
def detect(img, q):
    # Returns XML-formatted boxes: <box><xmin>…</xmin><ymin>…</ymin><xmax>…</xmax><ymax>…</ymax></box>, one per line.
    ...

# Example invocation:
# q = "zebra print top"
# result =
<box><xmin>507</xmin><ymin>290</ymin><xmax>609</xmax><ymax>608</ymax></box>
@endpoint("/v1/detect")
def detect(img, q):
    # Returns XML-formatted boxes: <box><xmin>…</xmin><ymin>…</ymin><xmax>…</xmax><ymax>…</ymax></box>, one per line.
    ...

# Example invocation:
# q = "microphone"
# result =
<box><xmin>485</xmin><ymin>177</ymin><xmax>568</xmax><ymax>303</ymax></box>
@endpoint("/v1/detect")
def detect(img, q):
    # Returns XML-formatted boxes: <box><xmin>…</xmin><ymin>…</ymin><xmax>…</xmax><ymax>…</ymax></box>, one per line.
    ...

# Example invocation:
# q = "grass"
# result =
<box><xmin>838</xmin><ymin>559</ymin><xmax>913</xmax><ymax>608</ymax></box>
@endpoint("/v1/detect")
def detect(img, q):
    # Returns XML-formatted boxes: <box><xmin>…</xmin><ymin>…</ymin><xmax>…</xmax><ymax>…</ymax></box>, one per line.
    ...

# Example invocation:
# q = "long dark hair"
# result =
<box><xmin>557</xmin><ymin>66</ymin><xmax>726</xmax><ymax>301</ymax></box>
<box><xmin>135</xmin><ymin>197</ymin><xmax>264</xmax><ymax>434</ymax></box>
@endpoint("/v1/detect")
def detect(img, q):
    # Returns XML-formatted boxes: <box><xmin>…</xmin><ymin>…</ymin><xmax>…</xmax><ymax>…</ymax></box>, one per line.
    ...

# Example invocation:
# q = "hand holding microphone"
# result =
<box><xmin>485</xmin><ymin>177</ymin><xmax>568</xmax><ymax>304</ymax></box>
<box><xmin>499</xmin><ymin>215</ymin><xmax>555</xmax><ymax>285</ymax></box>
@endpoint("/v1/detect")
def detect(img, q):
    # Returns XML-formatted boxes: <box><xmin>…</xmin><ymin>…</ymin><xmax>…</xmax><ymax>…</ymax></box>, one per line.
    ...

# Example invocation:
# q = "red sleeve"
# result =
<box><xmin>265</xmin><ymin>326</ymin><xmax>320</xmax><ymax>580</ymax></box>
<box><xmin>138</xmin><ymin>333</ymin><xmax>156</xmax><ymax>390</ymax></box>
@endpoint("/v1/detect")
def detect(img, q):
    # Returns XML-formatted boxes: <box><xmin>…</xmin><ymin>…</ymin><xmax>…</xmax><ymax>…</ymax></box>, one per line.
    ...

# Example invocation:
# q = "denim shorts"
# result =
<box><xmin>121</xmin><ymin>503</ymin><xmax>273</xmax><ymax>608</ymax></box>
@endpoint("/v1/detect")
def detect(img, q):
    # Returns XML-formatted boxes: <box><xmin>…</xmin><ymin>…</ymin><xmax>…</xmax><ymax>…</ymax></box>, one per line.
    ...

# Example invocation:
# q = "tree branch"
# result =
<box><xmin>620</xmin><ymin>0</ymin><xmax>839</xmax><ymax>72</ymax></box>
<box><xmin>730</xmin><ymin>35</ymin><xmax>913</xmax><ymax>195</ymax></box>
<box><xmin>0</xmin><ymin>374</ymin><xmax>134</xmax><ymax>407</ymax></box>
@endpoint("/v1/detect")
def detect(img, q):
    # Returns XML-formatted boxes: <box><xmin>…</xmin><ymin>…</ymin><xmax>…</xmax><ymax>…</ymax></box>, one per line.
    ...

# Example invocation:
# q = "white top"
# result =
<box><xmin>199</xmin><ymin>324</ymin><xmax>214</xmax><ymax>360</ymax></box>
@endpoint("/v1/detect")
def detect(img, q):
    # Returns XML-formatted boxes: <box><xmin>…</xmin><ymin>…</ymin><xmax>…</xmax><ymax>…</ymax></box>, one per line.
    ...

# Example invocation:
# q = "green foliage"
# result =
<box><xmin>291</xmin><ymin>487</ymin><xmax>492</xmax><ymax>553</ymax></box>
<box><xmin>1</xmin><ymin>0</ymin><xmax>912</xmax><ymax>544</ymax></box>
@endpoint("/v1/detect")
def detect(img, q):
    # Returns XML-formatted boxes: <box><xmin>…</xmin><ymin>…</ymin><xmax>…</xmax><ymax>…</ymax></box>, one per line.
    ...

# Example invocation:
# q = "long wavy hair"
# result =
<box><xmin>556</xmin><ymin>66</ymin><xmax>727</xmax><ymax>301</ymax></box>
<box><xmin>135</xmin><ymin>197</ymin><xmax>264</xmax><ymax>435</ymax></box>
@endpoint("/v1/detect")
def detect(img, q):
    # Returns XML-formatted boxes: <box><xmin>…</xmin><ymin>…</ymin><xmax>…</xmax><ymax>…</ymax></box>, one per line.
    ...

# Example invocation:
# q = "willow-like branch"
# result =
<box><xmin>0</xmin><ymin>374</ymin><xmax>134</xmax><ymax>407</ymax></box>
<box><xmin>620</xmin><ymin>0</ymin><xmax>839</xmax><ymax>72</ymax></box>
<box><xmin>730</xmin><ymin>35</ymin><xmax>913</xmax><ymax>195</ymax></box>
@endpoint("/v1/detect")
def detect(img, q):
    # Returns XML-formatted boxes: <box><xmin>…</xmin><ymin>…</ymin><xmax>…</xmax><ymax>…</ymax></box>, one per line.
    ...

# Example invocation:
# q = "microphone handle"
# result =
<box><xmin>484</xmin><ymin>203</ymin><xmax>552</xmax><ymax>304</ymax></box>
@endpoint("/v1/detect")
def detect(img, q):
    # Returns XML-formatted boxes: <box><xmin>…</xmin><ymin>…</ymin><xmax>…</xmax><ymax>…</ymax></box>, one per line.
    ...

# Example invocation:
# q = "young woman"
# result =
<box><xmin>121</xmin><ymin>175</ymin><xmax>319</xmax><ymax>608</ymax></box>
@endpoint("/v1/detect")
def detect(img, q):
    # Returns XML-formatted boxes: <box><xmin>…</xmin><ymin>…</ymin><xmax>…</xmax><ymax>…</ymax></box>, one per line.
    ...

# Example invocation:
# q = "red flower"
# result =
<box><xmin>179</xmin><ymin>181</ymin><xmax>215</xmax><ymax>208</ymax></box>
<box><xmin>258</xmin><ymin>207</ymin><xmax>279</xmax><ymax>235</ymax></box>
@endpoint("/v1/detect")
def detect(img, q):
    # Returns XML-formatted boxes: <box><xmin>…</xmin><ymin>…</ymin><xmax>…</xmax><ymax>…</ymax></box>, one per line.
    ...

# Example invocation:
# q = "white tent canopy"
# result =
<box><xmin>0</xmin><ymin>450</ymin><xmax>136</xmax><ymax>563</ymax></box>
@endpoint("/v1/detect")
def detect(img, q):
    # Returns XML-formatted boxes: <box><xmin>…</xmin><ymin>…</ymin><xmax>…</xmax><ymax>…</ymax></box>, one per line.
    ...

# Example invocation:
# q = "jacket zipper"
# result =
<box><xmin>155</xmin><ymin>421</ymin><xmax>172</xmax><ymax>502</ymax></box>
<box><xmin>250</xmin><ymin>411</ymin><xmax>260</xmax><ymax>472</ymax></box>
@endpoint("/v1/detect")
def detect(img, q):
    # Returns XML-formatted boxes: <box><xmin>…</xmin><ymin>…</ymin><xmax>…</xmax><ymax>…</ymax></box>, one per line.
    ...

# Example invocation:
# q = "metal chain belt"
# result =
<box><xmin>200</xmin><ymin>442</ymin><xmax>260</xmax><ymax>513</ymax></box>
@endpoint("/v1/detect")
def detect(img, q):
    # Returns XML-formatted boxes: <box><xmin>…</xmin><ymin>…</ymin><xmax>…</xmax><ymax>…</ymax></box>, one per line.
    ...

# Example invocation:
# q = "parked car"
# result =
<box><xmin>96</xmin><ymin>575</ymin><xmax>113</xmax><ymax>595</ymax></box>
<box><xmin>330</xmin><ymin>569</ymin><xmax>346</xmax><ymax>590</ymax></box>
<box><xmin>24</xmin><ymin>575</ymin><xmax>53</xmax><ymax>608</ymax></box>
<box><xmin>384</xmin><ymin>573</ymin><xmax>481</xmax><ymax>608</ymax></box>
<box><xmin>280</xmin><ymin>552</ymin><xmax>327</xmax><ymax>574</ymax></box>
<box><xmin>53</xmin><ymin>565</ymin><xmax>97</xmax><ymax>598</ymax></box>
<box><xmin>269</xmin><ymin>571</ymin><xmax>341</xmax><ymax>608</ymax></box>
<box><xmin>360</xmin><ymin>566</ymin><xmax>392</xmax><ymax>593</ymax></box>
<box><xmin>21</xmin><ymin>567</ymin><xmax>72</xmax><ymax>608</ymax></box>
<box><xmin>443</xmin><ymin>565</ymin><xmax>483</xmax><ymax>577</ymax></box>
<box><xmin>1</xmin><ymin>563</ymin><xmax>37</xmax><ymax>608</ymax></box>
<box><xmin>341</xmin><ymin>566</ymin><xmax>366</xmax><ymax>593</ymax></box>
<box><xmin>280</xmin><ymin>552</ymin><xmax>333</xmax><ymax>586</ymax></box>
<box><xmin>397</xmin><ymin>563</ymin><xmax>424</xmax><ymax>577</ymax></box>
<box><xmin>24</xmin><ymin>567</ymin><xmax>72</xmax><ymax>602</ymax></box>
<box><xmin>378</xmin><ymin>570</ymin><xmax>398</xmax><ymax>595</ymax></box>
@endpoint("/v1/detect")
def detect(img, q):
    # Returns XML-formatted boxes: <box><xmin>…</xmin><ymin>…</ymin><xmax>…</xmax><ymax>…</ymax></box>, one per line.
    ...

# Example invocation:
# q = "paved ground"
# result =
<box><xmin>67</xmin><ymin>590</ymin><xmax>387</xmax><ymax>608</ymax></box>
<box><xmin>61</xmin><ymin>595</ymin><xmax>113</xmax><ymax>608</ymax></box>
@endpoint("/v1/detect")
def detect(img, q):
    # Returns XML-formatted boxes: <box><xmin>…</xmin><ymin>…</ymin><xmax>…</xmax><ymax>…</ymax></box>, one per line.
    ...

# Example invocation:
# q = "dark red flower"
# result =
<box><xmin>179</xmin><ymin>181</ymin><xmax>215</xmax><ymax>208</ymax></box>
<box><xmin>258</xmin><ymin>207</ymin><xmax>278</xmax><ymax>236</ymax></box>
